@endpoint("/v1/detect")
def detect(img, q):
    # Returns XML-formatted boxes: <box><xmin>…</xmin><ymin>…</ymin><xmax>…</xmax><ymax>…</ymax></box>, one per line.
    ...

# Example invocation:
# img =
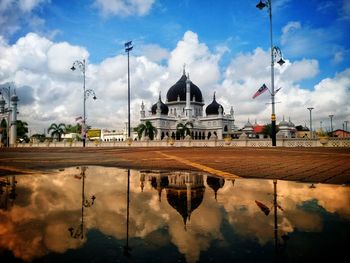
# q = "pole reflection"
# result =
<box><xmin>0</xmin><ymin>176</ymin><xmax>17</xmax><ymax>211</ymax></box>
<box><xmin>123</xmin><ymin>169</ymin><xmax>132</xmax><ymax>257</ymax></box>
<box><xmin>68</xmin><ymin>166</ymin><xmax>96</xmax><ymax>240</ymax></box>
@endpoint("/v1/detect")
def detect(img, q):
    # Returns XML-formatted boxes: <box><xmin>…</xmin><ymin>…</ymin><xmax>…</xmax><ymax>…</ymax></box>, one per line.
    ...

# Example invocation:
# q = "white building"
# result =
<box><xmin>139</xmin><ymin>69</ymin><xmax>236</xmax><ymax>140</ymax></box>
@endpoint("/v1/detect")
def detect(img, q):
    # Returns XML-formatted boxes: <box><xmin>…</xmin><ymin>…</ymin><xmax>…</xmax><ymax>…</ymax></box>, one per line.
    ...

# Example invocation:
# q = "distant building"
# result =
<box><xmin>331</xmin><ymin>129</ymin><xmax>350</xmax><ymax>138</ymax></box>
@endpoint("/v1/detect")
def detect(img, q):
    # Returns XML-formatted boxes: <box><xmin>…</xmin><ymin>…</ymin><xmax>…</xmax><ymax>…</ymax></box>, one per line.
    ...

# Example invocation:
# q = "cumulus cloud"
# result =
<box><xmin>218</xmin><ymin>47</ymin><xmax>349</xmax><ymax>129</ymax></box>
<box><xmin>0</xmin><ymin>0</ymin><xmax>47</xmax><ymax>37</ymax></box>
<box><xmin>93</xmin><ymin>0</ymin><xmax>155</xmax><ymax>17</ymax></box>
<box><xmin>0</xmin><ymin>30</ymin><xmax>349</xmax><ymax>133</ymax></box>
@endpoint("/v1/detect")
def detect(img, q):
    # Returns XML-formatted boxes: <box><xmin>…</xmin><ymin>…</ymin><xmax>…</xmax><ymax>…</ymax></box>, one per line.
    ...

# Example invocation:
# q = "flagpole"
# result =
<box><xmin>256</xmin><ymin>0</ymin><xmax>285</xmax><ymax>146</ymax></box>
<box><xmin>269</xmin><ymin>0</ymin><xmax>277</xmax><ymax>147</ymax></box>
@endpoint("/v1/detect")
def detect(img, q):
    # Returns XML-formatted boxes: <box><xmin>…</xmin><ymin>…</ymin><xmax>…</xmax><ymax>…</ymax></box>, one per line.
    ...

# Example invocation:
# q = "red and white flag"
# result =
<box><xmin>252</xmin><ymin>84</ymin><xmax>268</xmax><ymax>99</ymax></box>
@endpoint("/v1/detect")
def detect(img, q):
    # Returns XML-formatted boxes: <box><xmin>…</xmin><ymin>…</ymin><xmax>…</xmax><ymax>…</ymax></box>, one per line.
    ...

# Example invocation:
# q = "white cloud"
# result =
<box><xmin>93</xmin><ymin>0</ymin><xmax>155</xmax><ymax>17</ymax></box>
<box><xmin>280</xmin><ymin>21</ymin><xmax>343</xmax><ymax>61</ymax></box>
<box><xmin>218</xmin><ymin>48</ymin><xmax>349</xmax><ymax>129</ymax></box>
<box><xmin>140</xmin><ymin>44</ymin><xmax>170</xmax><ymax>63</ymax></box>
<box><xmin>0</xmin><ymin>31</ymin><xmax>349</xmax><ymax>134</ymax></box>
<box><xmin>0</xmin><ymin>0</ymin><xmax>48</xmax><ymax>37</ymax></box>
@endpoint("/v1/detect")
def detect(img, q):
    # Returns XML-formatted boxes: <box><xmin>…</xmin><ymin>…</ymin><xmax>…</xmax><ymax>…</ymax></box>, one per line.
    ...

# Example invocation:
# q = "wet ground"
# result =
<box><xmin>1</xmin><ymin>166</ymin><xmax>349</xmax><ymax>263</ymax></box>
<box><xmin>1</xmin><ymin>147</ymin><xmax>350</xmax><ymax>184</ymax></box>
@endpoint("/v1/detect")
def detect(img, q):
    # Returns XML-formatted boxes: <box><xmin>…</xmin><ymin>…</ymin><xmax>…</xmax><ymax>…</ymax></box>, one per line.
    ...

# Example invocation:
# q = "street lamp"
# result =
<box><xmin>307</xmin><ymin>107</ymin><xmax>314</xmax><ymax>139</ymax></box>
<box><xmin>329</xmin><ymin>114</ymin><xmax>334</xmax><ymax>136</ymax></box>
<box><xmin>256</xmin><ymin>0</ymin><xmax>285</xmax><ymax>147</ymax></box>
<box><xmin>71</xmin><ymin>59</ymin><xmax>97</xmax><ymax>147</ymax></box>
<box><xmin>125</xmin><ymin>41</ymin><xmax>133</xmax><ymax>139</ymax></box>
<box><xmin>344</xmin><ymin>120</ymin><xmax>348</xmax><ymax>132</ymax></box>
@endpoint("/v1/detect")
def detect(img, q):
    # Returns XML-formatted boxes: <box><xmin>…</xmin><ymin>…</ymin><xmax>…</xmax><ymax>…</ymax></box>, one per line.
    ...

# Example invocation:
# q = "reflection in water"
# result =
<box><xmin>0</xmin><ymin>167</ymin><xmax>349</xmax><ymax>262</ymax></box>
<box><xmin>123</xmin><ymin>169</ymin><xmax>131</xmax><ymax>257</ymax></box>
<box><xmin>0</xmin><ymin>176</ymin><xmax>17</xmax><ymax>210</ymax></box>
<box><xmin>68</xmin><ymin>167</ymin><xmax>96</xmax><ymax>240</ymax></box>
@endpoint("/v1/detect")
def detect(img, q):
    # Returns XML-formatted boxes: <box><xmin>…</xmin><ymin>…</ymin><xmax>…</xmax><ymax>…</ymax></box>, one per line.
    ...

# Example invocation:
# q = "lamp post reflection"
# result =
<box><xmin>68</xmin><ymin>166</ymin><xmax>96</xmax><ymax>239</ymax></box>
<box><xmin>0</xmin><ymin>176</ymin><xmax>17</xmax><ymax>211</ymax></box>
<box><xmin>272</xmin><ymin>180</ymin><xmax>289</xmax><ymax>256</ymax></box>
<box><xmin>123</xmin><ymin>169</ymin><xmax>131</xmax><ymax>257</ymax></box>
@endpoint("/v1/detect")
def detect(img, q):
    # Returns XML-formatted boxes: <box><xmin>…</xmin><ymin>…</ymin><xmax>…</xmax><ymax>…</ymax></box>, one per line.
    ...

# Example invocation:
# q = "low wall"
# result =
<box><xmin>15</xmin><ymin>138</ymin><xmax>350</xmax><ymax>148</ymax></box>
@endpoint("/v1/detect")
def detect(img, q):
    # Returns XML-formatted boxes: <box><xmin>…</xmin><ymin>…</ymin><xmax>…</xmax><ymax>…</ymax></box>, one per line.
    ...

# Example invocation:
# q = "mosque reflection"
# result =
<box><xmin>0</xmin><ymin>167</ymin><xmax>349</xmax><ymax>263</ymax></box>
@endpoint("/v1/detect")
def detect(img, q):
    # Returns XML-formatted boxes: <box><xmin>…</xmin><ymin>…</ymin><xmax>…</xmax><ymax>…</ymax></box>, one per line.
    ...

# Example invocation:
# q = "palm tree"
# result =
<box><xmin>176</xmin><ymin>121</ymin><xmax>193</xmax><ymax>139</ymax></box>
<box><xmin>48</xmin><ymin>123</ymin><xmax>66</xmax><ymax>141</ymax></box>
<box><xmin>134</xmin><ymin>121</ymin><xmax>157</xmax><ymax>140</ymax></box>
<box><xmin>16</xmin><ymin>120</ymin><xmax>29</xmax><ymax>142</ymax></box>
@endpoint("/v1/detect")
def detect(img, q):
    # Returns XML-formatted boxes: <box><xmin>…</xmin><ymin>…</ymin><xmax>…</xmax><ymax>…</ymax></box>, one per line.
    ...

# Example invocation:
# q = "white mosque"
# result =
<box><xmin>139</xmin><ymin>68</ymin><xmax>236</xmax><ymax>140</ymax></box>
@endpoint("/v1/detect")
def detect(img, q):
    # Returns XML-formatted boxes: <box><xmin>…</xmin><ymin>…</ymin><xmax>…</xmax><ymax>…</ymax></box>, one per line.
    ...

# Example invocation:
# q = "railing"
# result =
<box><xmin>15</xmin><ymin>137</ymin><xmax>350</xmax><ymax>148</ymax></box>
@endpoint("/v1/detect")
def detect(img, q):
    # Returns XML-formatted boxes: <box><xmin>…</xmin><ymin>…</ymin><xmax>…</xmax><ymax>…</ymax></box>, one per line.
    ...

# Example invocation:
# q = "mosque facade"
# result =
<box><xmin>139</xmin><ymin>69</ymin><xmax>236</xmax><ymax>140</ymax></box>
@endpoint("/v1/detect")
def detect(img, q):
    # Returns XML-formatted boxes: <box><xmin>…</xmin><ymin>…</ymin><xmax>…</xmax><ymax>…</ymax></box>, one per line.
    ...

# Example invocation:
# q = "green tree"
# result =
<box><xmin>0</xmin><ymin>119</ymin><xmax>8</xmax><ymax>146</ymax></box>
<box><xmin>134</xmin><ymin>121</ymin><xmax>157</xmax><ymax>140</ymax></box>
<box><xmin>16</xmin><ymin>120</ymin><xmax>29</xmax><ymax>142</ymax></box>
<box><xmin>48</xmin><ymin>123</ymin><xmax>66</xmax><ymax>141</ymax></box>
<box><xmin>176</xmin><ymin>121</ymin><xmax>193</xmax><ymax>139</ymax></box>
<box><xmin>262</xmin><ymin>124</ymin><xmax>280</xmax><ymax>138</ymax></box>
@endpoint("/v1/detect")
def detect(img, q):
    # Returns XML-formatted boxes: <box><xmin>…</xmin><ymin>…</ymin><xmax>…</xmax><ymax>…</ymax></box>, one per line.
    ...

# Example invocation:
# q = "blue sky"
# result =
<box><xmin>0</xmin><ymin>0</ymin><xmax>349</xmax><ymax>133</ymax></box>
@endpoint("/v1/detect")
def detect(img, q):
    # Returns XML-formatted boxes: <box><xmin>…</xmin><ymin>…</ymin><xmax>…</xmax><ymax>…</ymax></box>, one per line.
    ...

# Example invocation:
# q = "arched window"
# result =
<box><xmin>208</xmin><ymin>132</ymin><xmax>212</xmax><ymax>140</ymax></box>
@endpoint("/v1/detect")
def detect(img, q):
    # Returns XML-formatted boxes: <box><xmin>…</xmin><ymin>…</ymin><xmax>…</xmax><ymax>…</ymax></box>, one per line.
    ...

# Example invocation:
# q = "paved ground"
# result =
<box><xmin>0</xmin><ymin>147</ymin><xmax>350</xmax><ymax>184</ymax></box>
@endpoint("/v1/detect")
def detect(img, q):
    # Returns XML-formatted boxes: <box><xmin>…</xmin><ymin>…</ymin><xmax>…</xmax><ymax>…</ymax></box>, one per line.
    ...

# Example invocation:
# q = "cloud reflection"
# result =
<box><xmin>0</xmin><ymin>167</ymin><xmax>349</xmax><ymax>262</ymax></box>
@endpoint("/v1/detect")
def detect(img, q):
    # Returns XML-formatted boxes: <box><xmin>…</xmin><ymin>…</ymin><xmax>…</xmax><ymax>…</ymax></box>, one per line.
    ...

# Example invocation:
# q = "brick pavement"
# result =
<box><xmin>0</xmin><ymin>147</ymin><xmax>349</xmax><ymax>184</ymax></box>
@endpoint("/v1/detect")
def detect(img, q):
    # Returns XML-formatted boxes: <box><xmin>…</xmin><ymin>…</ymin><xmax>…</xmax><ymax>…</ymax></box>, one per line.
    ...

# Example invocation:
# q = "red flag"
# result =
<box><xmin>252</xmin><ymin>84</ymin><xmax>268</xmax><ymax>99</ymax></box>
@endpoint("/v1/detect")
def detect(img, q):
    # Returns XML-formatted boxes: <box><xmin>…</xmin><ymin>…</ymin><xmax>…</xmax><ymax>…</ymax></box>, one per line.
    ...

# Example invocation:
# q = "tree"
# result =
<box><xmin>0</xmin><ymin>119</ymin><xmax>8</xmax><ymax>146</ymax></box>
<box><xmin>176</xmin><ymin>121</ymin><xmax>193</xmax><ymax>139</ymax></box>
<box><xmin>262</xmin><ymin>124</ymin><xmax>280</xmax><ymax>138</ymax></box>
<box><xmin>16</xmin><ymin>120</ymin><xmax>29</xmax><ymax>142</ymax></box>
<box><xmin>48</xmin><ymin>123</ymin><xmax>66</xmax><ymax>141</ymax></box>
<box><xmin>134</xmin><ymin>121</ymin><xmax>157</xmax><ymax>140</ymax></box>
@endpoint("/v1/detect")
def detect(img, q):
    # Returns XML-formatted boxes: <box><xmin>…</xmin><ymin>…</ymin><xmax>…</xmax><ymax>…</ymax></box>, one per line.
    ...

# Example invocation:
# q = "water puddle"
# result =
<box><xmin>0</xmin><ymin>166</ymin><xmax>349</xmax><ymax>262</ymax></box>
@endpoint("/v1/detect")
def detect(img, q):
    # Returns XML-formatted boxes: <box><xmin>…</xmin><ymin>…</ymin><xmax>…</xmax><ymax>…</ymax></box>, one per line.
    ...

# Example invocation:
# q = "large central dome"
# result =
<box><xmin>166</xmin><ymin>73</ymin><xmax>203</xmax><ymax>103</ymax></box>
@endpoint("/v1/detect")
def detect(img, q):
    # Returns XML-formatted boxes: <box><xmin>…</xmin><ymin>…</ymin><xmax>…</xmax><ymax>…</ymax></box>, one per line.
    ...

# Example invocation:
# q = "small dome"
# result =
<box><xmin>288</xmin><ymin>117</ymin><xmax>295</xmax><ymax>127</ymax></box>
<box><xmin>244</xmin><ymin>119</ymin><xmax>253</xmax><ymax>128</ymax></box>
<box><xmin>166</xmin><ymin>72</ymin><xmax>203</xmax><ymax>103</ymax></box>
<box><xmin>151</xmin><ymin>94</ymin><xmax>169</xmax><ymax>115</ymax></box>
<box><xmin>205</xmin><ymin>92</ymin><xmax>224</xmax><ymax>116</ymax></box>
<box><xmin>279</xmin><ymin>117</ymin><xmax>289</xmax><ymax>127</ymax></box>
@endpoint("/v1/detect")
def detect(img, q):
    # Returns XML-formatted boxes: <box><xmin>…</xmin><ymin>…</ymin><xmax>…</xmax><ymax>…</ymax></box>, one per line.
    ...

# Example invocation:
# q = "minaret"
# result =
<box><xmin>10</xmin><ymin>92</ymin><xmax>18</xmax><ymax>147</ymax></box>
<box><xmin>156</xmin><ymin>92</ymin><xmax>161</xmax><ymax>116</ymax></box>
<box><xmin>140</xmin><ymin>101</ymin><xmax>145</xmax><ymax>118</ymax></box>
<box><xmin>185</xmin><ymin>73</ymin><xmax>192</xmax><ymax>119</ymax></box>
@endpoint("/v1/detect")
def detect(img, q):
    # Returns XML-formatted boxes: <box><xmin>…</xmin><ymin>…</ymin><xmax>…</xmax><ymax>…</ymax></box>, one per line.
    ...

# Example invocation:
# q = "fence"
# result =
<box><xmin>14</xmin><ymin>137</ymin><xmax>350</xmax><ymax>148</ymax></box>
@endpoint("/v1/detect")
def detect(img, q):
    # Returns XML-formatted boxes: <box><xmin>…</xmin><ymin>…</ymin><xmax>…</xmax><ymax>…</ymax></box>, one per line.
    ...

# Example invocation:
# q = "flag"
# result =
<box><xmin>252</xmin><ymin>84</ymin><xmax>268</xmax><ymax>99</ymax></box>
<box><xmin>255</xmin><ymin>200</ymin><xmax>270</xmax><ymax>216</ymax></box>
<box><xmin>75</xmin><ymin>116</ymin><xmax>83</xmax><ymax>122</ymax></box>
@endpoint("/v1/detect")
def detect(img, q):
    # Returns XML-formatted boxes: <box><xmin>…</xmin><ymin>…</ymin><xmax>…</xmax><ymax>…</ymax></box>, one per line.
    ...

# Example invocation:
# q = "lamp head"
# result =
<box><xmin>256</xmin><ymin>1</ymin><xmax>266</xmax><ymax>10</ymax></box>
<box><xmin>277</xmin><ymin>58</ymin><xmax>285</xmax><ymax>66</ymax></box>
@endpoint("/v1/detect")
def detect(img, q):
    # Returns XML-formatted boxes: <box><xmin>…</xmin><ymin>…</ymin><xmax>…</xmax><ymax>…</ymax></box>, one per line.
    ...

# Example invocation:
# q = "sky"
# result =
<box><xmin>0</xmin><ymin>0</ymin><xmax>349</xmax><ymax>134</ymax></box>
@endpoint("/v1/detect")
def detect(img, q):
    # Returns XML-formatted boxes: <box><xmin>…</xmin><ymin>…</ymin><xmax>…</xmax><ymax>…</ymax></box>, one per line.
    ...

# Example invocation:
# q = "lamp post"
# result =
<box><xmin>125</xmin><ymin>41</ymin><xmax>133</xmax><ymax>139</ymax></box>
<box><xmin>256</xmin><ymin>0</ymin><xmax>285</xmax><ymax>147</ymax></box>
<box><xmin>307</xmin><ymin>107</ymin><xmax>314</xmax><ymax>139</ymax></box>
<box><xmin>71</xmin><ymin>59</ymin><xmax>97</xmax><ymax>147</ymax></box>
<box><xmin>344</xmin><ymin>120</ymin><xmax>348</xmax><ymax>132</ymax></box>
<box><xmin>329</xmin><ymin>114</ymin><xmax>334</xmax><ymax>136</ymax></box>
